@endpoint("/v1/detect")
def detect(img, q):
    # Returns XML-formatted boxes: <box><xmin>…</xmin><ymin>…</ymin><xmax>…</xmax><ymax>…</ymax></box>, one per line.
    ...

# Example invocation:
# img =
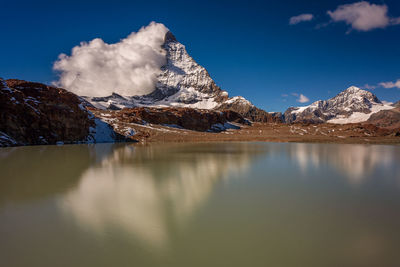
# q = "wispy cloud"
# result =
<box><xmin>391</xmin><ymin>17</ymin><xmax>400</xmax><ymax>25</ymax></box>
<box><xmin>362</xmin><ymin>84</ymin><xmax>376</xmax><ymax>90</ymax></box>
<box><xmin>379</xmin><ymin>79</ymin><xmax>400</xmax><ymax>89</ymax></box>
<box><xmin>297</xmin><ymin>94</ymin><xmax>310</xmax><ymax>103</ymax></box>
<box><xmin>289</xmin><ymin>13</ymin><xmax>314</xmax><ymax>25</ymax></box>
<box><xmin>327</xmin><ymin>1</ymin><xmax>400</xmax><ymax>32</ymax></box>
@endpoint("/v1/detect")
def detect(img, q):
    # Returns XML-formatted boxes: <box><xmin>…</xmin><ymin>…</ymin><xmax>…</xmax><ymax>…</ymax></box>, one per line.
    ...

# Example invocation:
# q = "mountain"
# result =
<box><xmin>284</xmin><ymin>86</ymin><xmax>394</xmax><ymax>124</ymax></box>
<box><xmin>84</xmin><ymin>32</ymin><xmax>276</xmax><ymax>122</ymax></box>
<box><xmin>0</xmin><ymin>78</ymin><xmax>251</xmax><ymax>147</ymax></box>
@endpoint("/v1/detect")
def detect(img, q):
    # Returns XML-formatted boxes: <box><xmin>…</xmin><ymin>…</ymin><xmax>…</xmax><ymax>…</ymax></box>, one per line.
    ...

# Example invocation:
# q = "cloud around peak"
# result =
<box><xmin>53</xmin><ymin>22</ymin><xmax>169</xmax><ymax>97</ymax></box>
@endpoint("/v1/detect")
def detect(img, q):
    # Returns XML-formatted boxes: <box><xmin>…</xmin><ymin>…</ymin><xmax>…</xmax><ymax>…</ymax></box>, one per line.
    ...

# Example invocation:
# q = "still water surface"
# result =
<box><xmin>0</xmin><ymin>142</ymin><xmax>400</xmax><ymax>267</ymax></box>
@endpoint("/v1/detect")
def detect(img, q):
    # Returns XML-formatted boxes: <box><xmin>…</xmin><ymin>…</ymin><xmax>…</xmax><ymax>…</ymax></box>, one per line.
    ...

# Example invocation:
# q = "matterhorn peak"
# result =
<box><xmin>164</xmin><ymin>31</ymin><xmax>177</xmax><ymax>43</ymax></box>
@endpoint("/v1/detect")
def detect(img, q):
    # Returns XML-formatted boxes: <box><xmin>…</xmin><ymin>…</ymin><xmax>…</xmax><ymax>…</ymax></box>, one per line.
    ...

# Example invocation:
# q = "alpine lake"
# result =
<box><xmin>1</xmin><ymin>142</ymin><xmax>400</xmax><ymax>267</ymax></box>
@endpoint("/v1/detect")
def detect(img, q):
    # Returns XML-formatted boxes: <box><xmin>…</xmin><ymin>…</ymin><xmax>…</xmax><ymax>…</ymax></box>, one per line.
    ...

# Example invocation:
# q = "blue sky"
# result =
<box><xmin>1</xmin><ymin>0</ymin><xmax>400</xmax><ymax>111</ymax></box>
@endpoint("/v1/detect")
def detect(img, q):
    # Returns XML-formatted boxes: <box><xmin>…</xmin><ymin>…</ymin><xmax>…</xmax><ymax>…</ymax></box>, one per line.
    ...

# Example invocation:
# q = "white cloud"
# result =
<box><xmin>289</xmin><ymin>13</ymin><xmax>314</xmax><ymax>25</ymax></box>
<box><xmin>391</xmin><ymin>17</ymin><xmax>400</xmax><ymax>25</ymax></box>
<box><xmin>327</xmin><ymin>1</ymin><xmax>400</xmax><ymax>32</ymax></box>
<box><xmin>379</xmin><ymin>79</ymin><xmax>400</xmax><ymax>89</ymax></box>
<box><xmin>53</xmin><ymin>22</ymin><xmax>169</xmax><ymax>97</ymax></box>
<box><xmin>297</xmin><ymin>94</ymin><xmax>310</xmax><ymax>103</ymax></box>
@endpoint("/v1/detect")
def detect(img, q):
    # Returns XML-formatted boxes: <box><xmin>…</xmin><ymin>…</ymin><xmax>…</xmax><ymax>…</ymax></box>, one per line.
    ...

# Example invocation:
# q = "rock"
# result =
<box><xmin>0</xmin><ymin>78</ymin><xmax>95</xmax><ymax>146</ymax></box>
<box><xmin>366</xmin><ymin>107</ymin><xmax>400</xmax><ymax>130</ymax></box>
<box><xmin>89</xmin><ymin>107</ymin><xmax>248</xmax><ymax>132</ymax></box>
<box><xmin>216</xmin><ymin>96</ymin><xmax>282</xmax><ymax>123</ymax></box>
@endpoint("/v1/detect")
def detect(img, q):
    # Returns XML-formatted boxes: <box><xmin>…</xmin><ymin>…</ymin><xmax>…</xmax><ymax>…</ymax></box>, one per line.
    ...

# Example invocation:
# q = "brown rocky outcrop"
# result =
<box><xmin>0</xmin><ymin>79</ymin><xmax>94</xmax><ymax>146</ymax></box>
<box><xmin>366</xmin><ymin>107</ymin><xmax>400</xmax><ymax>130</ymax></box>
<box><xmin>89</xmin><ymin>107</ymin><xmax>249</xmax><ymax>132</ymax></box>
<box><xmin>216</xmin><ymin>97</ymin><xmax>282</xmax><ymax>123</ymax></box>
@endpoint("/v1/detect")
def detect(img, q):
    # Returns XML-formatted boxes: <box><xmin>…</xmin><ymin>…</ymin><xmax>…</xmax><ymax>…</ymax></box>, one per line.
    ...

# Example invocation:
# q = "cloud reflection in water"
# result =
<box><xmin>59</xmin><ymin>143</ymin><xmax>262</xmax><ymax>248</ymax></box>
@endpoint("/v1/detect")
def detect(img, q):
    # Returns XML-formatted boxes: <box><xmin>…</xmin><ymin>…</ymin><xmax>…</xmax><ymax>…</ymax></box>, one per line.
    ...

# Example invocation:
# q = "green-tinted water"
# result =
<box><xmin>1</xmin><ymin>142</ymin><xmax>400</xmax><ymax>267</ymax></box>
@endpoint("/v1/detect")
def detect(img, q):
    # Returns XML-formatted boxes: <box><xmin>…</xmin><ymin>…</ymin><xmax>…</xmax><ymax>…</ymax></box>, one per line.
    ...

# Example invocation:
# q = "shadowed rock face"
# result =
<box><xmin>0</xmin><ymin>79</ymin><xmax>94</xmax><ymax>146</ymax></box>
<box><xmin>394</xmin><ymin>101</ymin><xmax>400</xmax><ymax>108</ymax></box>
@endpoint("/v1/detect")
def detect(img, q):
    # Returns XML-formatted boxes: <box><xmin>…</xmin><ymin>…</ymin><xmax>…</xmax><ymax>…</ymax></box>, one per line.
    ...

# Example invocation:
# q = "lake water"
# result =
<box><xmin>1</xmin><ymin>142</ymin><xmax>400</xmax><ymax>267</ymax></box>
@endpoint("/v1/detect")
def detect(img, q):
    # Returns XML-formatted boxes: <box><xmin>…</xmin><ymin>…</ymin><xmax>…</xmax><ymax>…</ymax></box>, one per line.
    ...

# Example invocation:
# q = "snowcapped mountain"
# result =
<box><xmin>284</xmin><ymin>86</ymin><xmax>394</xmax><ymax>124</ymax></box>
<box><xmin>83</xmin><ymin>31</ymin><xmax>273</xmax><ymax>121</ymax></box>
<box><xmin>83</xmin><ymin>31</ymin><xmax>228</xmax><ymax>109</ymax></box>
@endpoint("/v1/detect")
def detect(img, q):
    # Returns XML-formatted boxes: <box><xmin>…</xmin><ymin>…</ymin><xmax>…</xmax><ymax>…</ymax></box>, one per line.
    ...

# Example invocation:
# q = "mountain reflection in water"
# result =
<box><xmin>286</xmin><ymin>143</ymin><xmax>400</xmax><ymax>184</ymax></box>
<box><xmin>59</xmin><ymin>143</ymin><xmax>262</xmax><ymax>248</ymax></box>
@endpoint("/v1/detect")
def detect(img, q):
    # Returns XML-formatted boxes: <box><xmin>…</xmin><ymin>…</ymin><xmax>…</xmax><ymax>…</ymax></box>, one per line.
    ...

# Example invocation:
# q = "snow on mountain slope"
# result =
<box><xmin>284</xmin><ymin>86</ymin><xmax>394</xmax><ymax>124</ymax></box>
<box><xmin>328</xmin><ymin>104</ymin><xmax>394</xmax><ymax>124</ymax></box>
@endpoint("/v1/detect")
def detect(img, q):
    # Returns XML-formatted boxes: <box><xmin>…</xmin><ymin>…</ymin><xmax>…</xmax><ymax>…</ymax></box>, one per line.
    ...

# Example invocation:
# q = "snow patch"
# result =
<box><xmin>224</xmin><ymin>96</ymin><xmax>253</xmax><ymax>106</ymax></box>
<box><xmin>123</xmin><ymin>128</ymin><xmax>136</xmax><ymax>137</ymax></box>
<box><xmin>291</xmin><ymin>105</ymin><xmax>309</xmax><ymax>114</ymax></box>
<box><xmin>88</xmin><ymin>118</ymin><xmax>116</xmax><ymax>143</ymax></box>
<box><xmin>328</xmin><ymin>104</ymin><xmax>394</xmax><ymax>124</ymax></box>
<box><xmin>209</xmin><ymin>122</ymin><xmax>240</xmax><ymax>132</ymax></box>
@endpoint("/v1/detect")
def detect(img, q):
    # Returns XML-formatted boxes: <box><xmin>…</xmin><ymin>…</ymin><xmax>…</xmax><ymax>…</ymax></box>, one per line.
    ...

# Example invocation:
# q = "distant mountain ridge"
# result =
<box><xmin>284</xmin><ymin>86</ymin><xmax>394</xmax><ymax>124</ymax></box>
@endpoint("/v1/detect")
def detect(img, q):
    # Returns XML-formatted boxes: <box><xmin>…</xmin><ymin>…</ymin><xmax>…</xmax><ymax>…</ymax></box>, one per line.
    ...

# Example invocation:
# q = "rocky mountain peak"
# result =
<box><xmin>164</xmin><ymin>31</ymin><xmax>177</xmax><ymax>43</ymax></box>
<box><xmin>338</xmin><ymin>86</ymin><xmax>380</xmax><ymax>103</ymax></box>
<box><xmin>344</xmin><ymin>86</ymin><xmax>362</xmax><ymax>93</ymax></box>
